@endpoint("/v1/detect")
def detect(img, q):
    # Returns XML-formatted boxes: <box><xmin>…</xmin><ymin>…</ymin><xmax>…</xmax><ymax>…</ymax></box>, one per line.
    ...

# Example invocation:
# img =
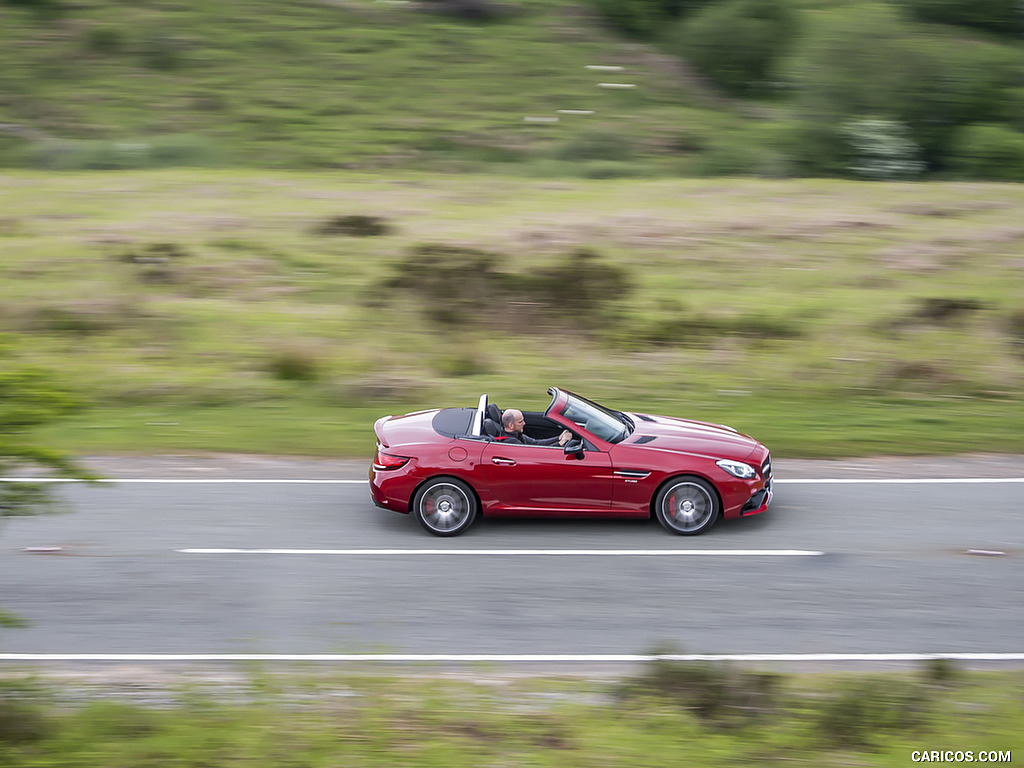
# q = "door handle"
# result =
<box><xmin>491</xmin><ymin>457</ymin><xmax>516</xmax><ymax>466</ymax></box>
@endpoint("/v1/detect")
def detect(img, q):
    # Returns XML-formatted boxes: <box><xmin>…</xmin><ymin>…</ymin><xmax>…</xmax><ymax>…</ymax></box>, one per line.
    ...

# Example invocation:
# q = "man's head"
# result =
<box><xmin>501</xmin><ymin>409</ymin><xmax>526</xmax><ymax>434</ymax></box>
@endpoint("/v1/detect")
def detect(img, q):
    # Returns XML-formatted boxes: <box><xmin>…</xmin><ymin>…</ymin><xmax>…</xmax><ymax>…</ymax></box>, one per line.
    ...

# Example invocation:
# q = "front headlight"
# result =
<box><xmin>716</xmin><ymin>459</ymin><xmax>756</xmax><ymax>479</ymax></box>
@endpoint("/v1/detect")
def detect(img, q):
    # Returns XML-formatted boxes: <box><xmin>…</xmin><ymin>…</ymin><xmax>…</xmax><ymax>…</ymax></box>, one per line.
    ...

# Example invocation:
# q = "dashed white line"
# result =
<box><xmin>778</xmin><ymin>478</ymin><xmax>1024</xmax><ymax>484</ymax></box>
<box><xmin>177</xmin><ymin>548</ymin><xmax>825</xmax><ymax>556</ymax></box>
<box><xmin>0</xmin><ymin>478</ymin><xmax>365</xmax><ymax>483</ymax></box>
<box><xmin>2</xmin><ymin>477</ymin><xmax>1023</xmax><ymax>484</ymax></box>
<box><xmin>1</xmin><ymin>652</ymin><xmax>1022</xmax><ymax>662</ymax></box>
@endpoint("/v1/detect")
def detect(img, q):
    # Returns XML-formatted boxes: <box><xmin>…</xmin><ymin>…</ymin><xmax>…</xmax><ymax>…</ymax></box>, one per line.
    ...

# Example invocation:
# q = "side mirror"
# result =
<box><xmin>564</xmin><ymin>440</ymin><xmax>585</xmax><ymax>459</ymax></box>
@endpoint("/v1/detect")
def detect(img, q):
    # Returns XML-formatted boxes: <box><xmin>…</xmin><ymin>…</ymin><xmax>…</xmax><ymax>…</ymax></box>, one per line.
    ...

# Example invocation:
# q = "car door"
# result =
<box><xmin>479</xmin><ymin>441</ymin><xmax>612</xmax><ymax>512</ymax></box>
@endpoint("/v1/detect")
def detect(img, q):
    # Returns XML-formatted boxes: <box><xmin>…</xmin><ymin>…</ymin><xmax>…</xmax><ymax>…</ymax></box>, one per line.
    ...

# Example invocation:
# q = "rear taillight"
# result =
<box><xmin>373</xmin><ymin>449</ymin><xmax>409</xmax><ymax>471</ymax></box>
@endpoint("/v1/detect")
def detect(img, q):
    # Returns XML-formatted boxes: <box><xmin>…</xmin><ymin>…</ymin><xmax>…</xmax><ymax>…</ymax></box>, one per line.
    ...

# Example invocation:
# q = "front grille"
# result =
<box><xmin>761</xmin><ymin>454</ymin><xmax>772</xmax><ymax>479</ymax></box>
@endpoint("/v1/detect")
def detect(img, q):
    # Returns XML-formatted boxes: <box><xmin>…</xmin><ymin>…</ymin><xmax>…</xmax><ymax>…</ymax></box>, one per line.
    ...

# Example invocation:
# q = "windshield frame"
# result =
<box><xmin>550</xmin><ymin>389</ymin><xmax>634</xmax><ymax>444</ymax></box>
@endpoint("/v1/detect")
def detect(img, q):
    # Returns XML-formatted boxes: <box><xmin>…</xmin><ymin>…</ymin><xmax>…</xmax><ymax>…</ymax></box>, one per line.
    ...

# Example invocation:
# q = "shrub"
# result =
<box><xmin>791</xmin><ymin>5</ymin><xmax>1024</xmax><ymax>170</ymax></box>
<box><xmin>140</xmin><ymin>32</ymin><xmax>187</xmax><ymax>71</ymax></box>
<box><xmin>314</xmin><ymin>215</ymin><xmax>392</xmax><ymax>237</ymax></box>
<box><xmin>898</xmin><ymin>0</ymin><xmax>1024</xmax><ymax>35</ymax></box>
<box><xmin>621</xmin><ymin>655</ymin><xmax>782</xmax><ymax>726</ymax></box>
<box><xmin>817</xmin><ymin>677</ymin><xmax>931</xmax><ymax>748</ymax></box>
<box><xmin>912</xmin><ymin>297</ymin><xmax>984</xmax><ymax>324</ymax></box>
<box><xmin>840</xmin><ymin>119</ymin><xmax>925</xmax><ymax>180</ymax></box>
<box><xmin>85</xmin><ymin>25</ymin><xmax>126</xmax><ymax>55</ymax></box>
<box><xmin>28</xmin><ymin>299</ymin><xmax>137</xmax><ymax>335</ymax></box>
<box><xmin>590</xmin><ymin>0</ymin><xmax>714</xmax><ymax>38</ymax></box>
<box><xmin>921</xmin><ymin>657</ymin><xmax>961</xmax><ymax>686</ymax></box>
<box><xmin>418</xmin><ymin>0</ymin><xmax>519</xmax><ymax>21</ymax></box>
<box><xmin>434</xmin><ymin>347</ymin><xmax>487</xmax><ymax>377</ymax></box>
<box><xmin>948</xmin><ymin>124</ymin><xmax>1024</xmax><ymax>181</ymax></box>
<box><xmin>0</xmin><ymin>682</ymin><xmax>51</xmax><ymax>745</ymax></box>
<box><xmin>774</xmin><ymin>119</ymin><xmax>850</xmax><ymax>177</ymax></box>
<box><xmin>1</xmin><ymin>0</ymin><xmax>64</xmax><ymax>18</ymax></box>
<box><xmin>265</xmin><ymin>346</ymin><xmax>321</xmax><ymax>382</ymax></box>
<box><xmin>1006</xmin><ymin>310</ymin><xmax>1024</xmax><ymax>355</ymax></box>
<box><xmin>384</xmin><ymin>245</ymin><xmax>630</xmax><ymax>330</ymax></box>
<box><xmin>672</xmin><ymin>0</ymin><xmax>799</xmax><ymax>95</ymax></box>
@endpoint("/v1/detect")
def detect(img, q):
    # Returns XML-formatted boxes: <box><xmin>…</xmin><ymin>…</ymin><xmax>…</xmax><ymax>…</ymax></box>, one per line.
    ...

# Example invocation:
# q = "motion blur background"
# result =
<box><xmin>3</xmin><ymin>3</ymin><xmax>1024</xmax><ymax>765</ymax></box>
<box><xmin>2</xmin><ymin>0</ymin><xmax>1024</xmax><ymax>459</ymax></box>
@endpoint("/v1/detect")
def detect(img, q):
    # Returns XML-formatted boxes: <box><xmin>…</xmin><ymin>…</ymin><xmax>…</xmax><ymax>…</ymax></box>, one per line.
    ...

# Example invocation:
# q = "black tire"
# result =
<box><xmin>412</xmin><ymin>477</ymin><xmax>478</xmax><ymax>537</ymax></box>
<box><xmin>654</xmin><ymin>476</ymin><xmax>720</xmax><ymax>535</ymax></box>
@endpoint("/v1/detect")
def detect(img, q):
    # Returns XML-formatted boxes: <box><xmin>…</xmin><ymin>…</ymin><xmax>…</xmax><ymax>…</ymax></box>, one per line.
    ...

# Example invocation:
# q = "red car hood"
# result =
<box><xmin>626</xmin><ymin>413</ymin><xmax>761</xmax><ymax>461</ymax></box>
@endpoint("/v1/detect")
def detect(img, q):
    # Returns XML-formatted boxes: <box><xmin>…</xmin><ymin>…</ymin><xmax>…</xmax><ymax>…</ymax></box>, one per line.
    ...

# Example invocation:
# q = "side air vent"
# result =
<box><xmin>633</xmin><ymin>435</ymin><xmax>656</xmax><ymax>444</ymax></box>
<box><xmin>635</xmin><ymin>414</ymin><xmax>656</xmax><ymax>422</ymax></box>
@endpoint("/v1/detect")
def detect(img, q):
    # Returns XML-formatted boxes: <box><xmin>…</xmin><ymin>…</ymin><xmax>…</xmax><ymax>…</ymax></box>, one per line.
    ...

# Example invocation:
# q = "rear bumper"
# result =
<box><xmin>369</xmin><ymin>463</ymin><xmax>413</xmax><ymax>514</ymax></box>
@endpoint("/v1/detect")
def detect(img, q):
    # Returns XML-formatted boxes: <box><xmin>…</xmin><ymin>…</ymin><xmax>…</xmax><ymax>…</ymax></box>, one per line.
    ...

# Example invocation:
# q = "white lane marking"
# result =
<box><xmin>778</xmin><ymin>478</ymin><xmax>1024</xmax><ymax>484</ymax></box>
<box><xmin>177</xmin><ymin>548</ymin><xmax>825</xmax><ymax>556</ymax></box>
<box><xmin>0</xmin><ymin>478</ymin><xmax>365</xmax><ymax>483</ymax></box>
<box><xmin>2</xmin><ymin>652</ymin><xmax>1023</xmax><ymax>662</ymax></box>
<box><xmin>2</xmin><ymin>477</ymin><xmax>1023</xmax><ymax>484</ymax></box>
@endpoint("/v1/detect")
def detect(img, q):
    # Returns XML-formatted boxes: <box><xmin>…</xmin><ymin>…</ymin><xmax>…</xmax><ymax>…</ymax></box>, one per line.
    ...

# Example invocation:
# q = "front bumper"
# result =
<box><xmin>740</xmin><ymin>453</ymin><xmax>773</xmax><ymax>516</ymax></box>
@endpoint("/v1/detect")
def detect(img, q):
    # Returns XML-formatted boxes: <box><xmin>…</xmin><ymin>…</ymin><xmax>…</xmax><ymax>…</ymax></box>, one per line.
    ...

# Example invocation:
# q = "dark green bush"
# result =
<box><xmin>590</xmin><ymin>0</ymin><xmax>714</xmax><ymax>38</ymax></box>
<box><xmin>1008</xmin><ymin>310</ymin><xmax>1024</xmax><ymax>353</ymax></box>
<box><xmin>85</xmin><ymin>25</ymin><xmax>126</xmax><ymax>55</ymax></box>
<box><xmin>817</xmin><ymin>677</ymin><xmax>931</xmax><ymax>748</ymax></box>
<box><xmin>921</xmin><ymin>657</ymin><xmax>961</xmax><ymax>686</ymax></box>
<box><xmin>774</xmin><ymin>119</ymin><xmax>850</xmax><ymax>177</ymax></box>
<box><xmin>899</xmin><ymin>0</ymin><xmax>1024</xmax><ymax>35</ymax></box>
<box><xmin>1</xmin><ymin>0</ymin><xmax>64</xmax><ymax>18</ymax></box>
<box><xmin>0</xmin><ymin>683</ymin><xmax>51</xmax><ymax>745</ymax></box>
<box><xmin>622</xmin><ymin>656</ymin><xmax>782</xmax><ymax>726</ymax></box>
<box><xmin>671</xmin><ymin>0</ymin><xmax>799</xmax><ymax>95</ymax></box>
<box><xmin>314</xmin><ymin>215</ymin><xmax>392</xmax><ymax>237</ymax></box>
<box><xmin>791</xmin><ymin>4</ymin><xmax>1024</xmax><ymax>170</ymax></box>
<box><xmin>385</xmin><ymin>245</ymin><xmax>629</xmax><ymax>330</ymax></box>
<box><xmin>948</xmin><ymin>124</ymin><xmax>1024</xmax><ymax>180</ymax></box>
<box><xmin>266</xmin><ymin>347</ymin><xmax>321</xmax><ymax>382</ymax></box>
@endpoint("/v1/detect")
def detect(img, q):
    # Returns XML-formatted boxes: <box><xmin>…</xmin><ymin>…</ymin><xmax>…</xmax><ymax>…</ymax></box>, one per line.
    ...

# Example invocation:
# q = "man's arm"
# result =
<box><xmin>521</xmin><ymin>433</ymin><xmax>560</xmax><ymax>446</ymax></box>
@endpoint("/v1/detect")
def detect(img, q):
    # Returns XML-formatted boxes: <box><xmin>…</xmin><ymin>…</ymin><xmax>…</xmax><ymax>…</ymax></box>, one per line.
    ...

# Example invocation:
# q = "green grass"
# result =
<box><xmin>0</xmin><ymin>0</ymin><xmax>740</xmax><ymax>174</ymax></box>
<box><xmin>1</xmin><ymin>666</ymin><xmax>1022</xmax><ymax>767</ymax></box>
<box><xmin>4</xmin><ymin>170</ymin><xmax>1024</xmax><ymax>458</ymax></box>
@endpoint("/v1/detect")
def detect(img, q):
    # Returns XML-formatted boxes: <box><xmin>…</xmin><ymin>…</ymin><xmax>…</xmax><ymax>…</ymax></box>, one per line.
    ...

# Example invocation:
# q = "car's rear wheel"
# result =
<box><xmin>654</xmin><ymin>476</ymin><xmax>719</xmax><ymax>535</ymax></box>
<box><xmin>413</xmin><ymin>478</ymin><xmax>478</xmax><ymax>537</ymax></box>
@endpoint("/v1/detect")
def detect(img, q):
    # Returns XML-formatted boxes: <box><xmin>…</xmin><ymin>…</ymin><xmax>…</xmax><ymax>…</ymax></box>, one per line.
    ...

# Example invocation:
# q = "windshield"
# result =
<box><xmin>558</xmin><ymin>391</ymin><xmax>633</xmax><ymax>443</ymax></box>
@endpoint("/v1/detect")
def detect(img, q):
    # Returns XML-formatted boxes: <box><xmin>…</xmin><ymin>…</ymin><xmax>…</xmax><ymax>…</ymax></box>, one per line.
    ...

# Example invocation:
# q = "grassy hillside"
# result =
<box><xmin>3</xmin><ymin>0</ymin><xmax>1023</xmax><ymax>178</ymax></box>
<box><xmin>0</xmin><ymin>0</ymin><xmax>739</xmax><ymax>175</ymax></box>
<box><xmin>4</xmin><ymin>170</ymin><xmax>1024</xmax><ymax>458</ymax></box>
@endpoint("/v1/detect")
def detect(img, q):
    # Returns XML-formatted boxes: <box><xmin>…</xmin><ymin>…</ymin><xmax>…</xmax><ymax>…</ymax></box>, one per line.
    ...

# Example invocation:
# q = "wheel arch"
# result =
<box><xmin>410</xmin><ymin>474</ymin><xmax>484</xmax><ymax>516</ymax></box>
<box><xmin>648</xmin><ymin>472</ymin><xmax>723</xmax><ymax>519</ymax></box>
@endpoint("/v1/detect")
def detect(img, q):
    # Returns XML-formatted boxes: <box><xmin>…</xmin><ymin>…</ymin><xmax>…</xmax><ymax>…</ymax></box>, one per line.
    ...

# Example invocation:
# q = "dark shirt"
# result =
<box><xmin>498</xmin><ymin>430</ymin><xmax>560</xmax><ymax>446</ymax></box>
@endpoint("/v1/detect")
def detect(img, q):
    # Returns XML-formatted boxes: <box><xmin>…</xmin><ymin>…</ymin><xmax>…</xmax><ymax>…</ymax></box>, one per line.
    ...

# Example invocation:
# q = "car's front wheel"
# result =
<box><xmin>413</xmin><ymin>477</ymin><xmax>478</xmax><ymax>537</ymax></box>
<box><xmin>654</xmin><ymin>476</ymin><xmax>719</xmax><ymax>535</ymax></box>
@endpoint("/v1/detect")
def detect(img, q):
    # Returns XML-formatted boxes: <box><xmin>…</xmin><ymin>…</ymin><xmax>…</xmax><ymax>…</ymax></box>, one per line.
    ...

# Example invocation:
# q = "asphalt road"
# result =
<box><xmin>1</xmin><ymin>461</ymin><xmax>1022</xmax><ymax>666</ymax></box>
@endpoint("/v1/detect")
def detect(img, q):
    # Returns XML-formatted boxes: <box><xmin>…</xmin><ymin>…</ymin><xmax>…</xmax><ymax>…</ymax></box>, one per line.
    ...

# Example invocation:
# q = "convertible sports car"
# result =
<box><xmin>370</xmin><ymin>388</ymin><xmax>772</xmax><ymax>536</ymax></box>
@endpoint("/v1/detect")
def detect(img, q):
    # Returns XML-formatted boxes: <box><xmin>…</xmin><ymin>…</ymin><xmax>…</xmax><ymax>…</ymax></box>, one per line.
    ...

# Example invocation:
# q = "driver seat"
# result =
<box><xmin>483</xmin><ymin>403</ymin><xmax>503</xmax><ymax>438</ymax></box>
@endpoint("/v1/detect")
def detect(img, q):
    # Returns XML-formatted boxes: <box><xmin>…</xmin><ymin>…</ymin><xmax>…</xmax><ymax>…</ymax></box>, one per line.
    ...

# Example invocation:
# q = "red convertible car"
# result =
<box><xmin>370</xmin><ymin>388</ymin><xmax>772</xmax><ymax>536</ymax></box>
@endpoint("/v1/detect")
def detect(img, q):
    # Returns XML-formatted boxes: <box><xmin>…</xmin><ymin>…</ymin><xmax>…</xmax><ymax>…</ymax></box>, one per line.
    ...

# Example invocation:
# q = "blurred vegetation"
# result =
<box><xmin>0</xmin><ymin>665</ymin><xmax>1020</xmax><ymax>766</ymax></box>
<box><xmin>3</xmin><ymin>172</ymin><xmax>1024</xmax><ymax>458</ymax></box>
<box><xmin>0</xmin><ymin>0</ymin><xmax>1023</xmax><ymax>178</ymax></box>
<box><xmin>0</xmin><ymin>336</ymin><xmax>93</xmax><ymax>517</ymax></box>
